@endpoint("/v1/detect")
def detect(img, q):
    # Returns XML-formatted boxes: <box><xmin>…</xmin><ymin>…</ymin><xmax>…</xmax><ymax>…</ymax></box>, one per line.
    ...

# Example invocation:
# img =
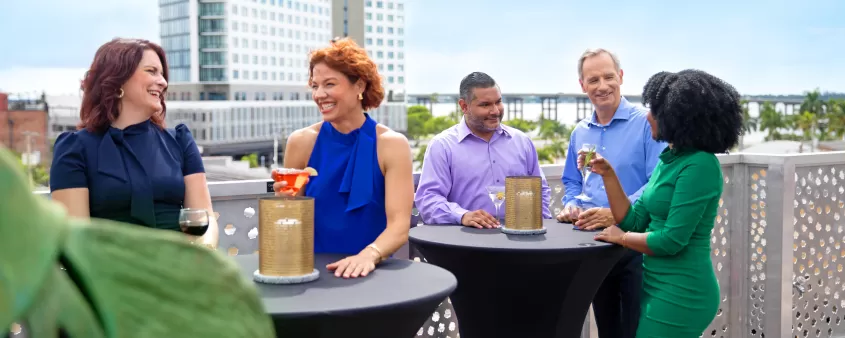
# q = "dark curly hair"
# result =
<box><xmin>642</xmin><ymin>69</ymin><xmax>743</xmax><ymax>154</ymax></box>
<box><xmin>309</xmin><ymin>37</ymin><xmax>384</xmax><ymax>111</ymax></box>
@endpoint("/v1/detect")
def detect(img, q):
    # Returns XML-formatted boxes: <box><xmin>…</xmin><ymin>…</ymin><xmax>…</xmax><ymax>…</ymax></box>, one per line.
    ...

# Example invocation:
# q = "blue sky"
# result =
<box><xmin>0</xmin><ymin>0</ymin><xmax>842</xmax><ymax>96</ymax></box>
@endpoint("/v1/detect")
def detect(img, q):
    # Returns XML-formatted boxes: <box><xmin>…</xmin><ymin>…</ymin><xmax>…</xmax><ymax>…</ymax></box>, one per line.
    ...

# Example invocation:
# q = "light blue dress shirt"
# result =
<box><xmin>561</xmin><ymin>97</ymin><xmax>667</xmax><ymax>209</ymax></box>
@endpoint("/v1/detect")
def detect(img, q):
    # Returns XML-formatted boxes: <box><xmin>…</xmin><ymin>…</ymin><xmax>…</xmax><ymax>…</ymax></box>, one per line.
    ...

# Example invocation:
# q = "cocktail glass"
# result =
<box><xmin>271</xmin><ymin>167</ymin><xmax>317</xmax><ymax>194</ymax></box>
<box><xmin>486</xmin><ymin>185</ymin><xmax>506</xmax><ymax>224</ymax></box>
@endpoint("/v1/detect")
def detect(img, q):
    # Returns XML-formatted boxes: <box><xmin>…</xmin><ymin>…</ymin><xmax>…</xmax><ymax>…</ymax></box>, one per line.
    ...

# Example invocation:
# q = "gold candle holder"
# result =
<box><xmin>502</xmin><ymin>176</ymin><xmax>546</xmax><ymax>235</ymax></box>
<box><xmin>253</xmin><ymin>196</ymin><xmax>320</xmax><ymax>284</ymax></box>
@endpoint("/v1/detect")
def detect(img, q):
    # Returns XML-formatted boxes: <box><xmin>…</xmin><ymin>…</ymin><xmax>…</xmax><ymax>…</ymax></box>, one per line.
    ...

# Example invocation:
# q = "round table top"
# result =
<box><xmin>232</xmin><ymin>253</ymin><xmax>457</xmax><ymax>318</ymax></box>
<box><xmin>408</xmin><ymin>219</ymin><xmax>617</xmax><ymax>253</ymax></box>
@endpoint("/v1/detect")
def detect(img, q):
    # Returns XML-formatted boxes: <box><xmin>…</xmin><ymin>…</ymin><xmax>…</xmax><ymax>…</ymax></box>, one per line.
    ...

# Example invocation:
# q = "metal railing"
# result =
<box><xmin>32</xmin><ymin>151</ymin><xmax>845</xmax><ymax>338</ymax></box>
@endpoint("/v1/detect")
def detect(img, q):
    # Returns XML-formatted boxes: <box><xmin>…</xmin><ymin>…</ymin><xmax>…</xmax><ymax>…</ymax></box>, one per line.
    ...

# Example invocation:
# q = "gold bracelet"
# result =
<box><xmin>622</xmin><ymin>232</ymin><xmax>629</xmax><ymax>248</ymax></box>
<box><xmin>367</xmin><ymin>243</ymin><xmax>385</xmax><ymax>262</ymax></box>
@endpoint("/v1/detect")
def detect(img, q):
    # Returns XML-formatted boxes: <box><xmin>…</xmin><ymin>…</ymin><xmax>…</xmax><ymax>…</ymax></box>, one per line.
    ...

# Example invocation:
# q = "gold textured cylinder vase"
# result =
<box><xmin>503</xmin><ymin>176</ymin><xmax>545</xmax><ymax>234</ymax></box>
<box><xmin>254</xmin><ymin>196</ymin><xmax>319</xmax><ymax>284</ymax></box>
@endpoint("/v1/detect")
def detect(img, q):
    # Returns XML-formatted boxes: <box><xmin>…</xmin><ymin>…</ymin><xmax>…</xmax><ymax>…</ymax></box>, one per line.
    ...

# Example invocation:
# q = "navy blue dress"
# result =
<box><xmin>49</xmin><ymin>120</ymin><xmax>205</xmax><ymax>231</ymax></box>
<box><xmin>304</xmin><ymin>114</ymin><xmax>387</xmax><ymax>254</ymax></box>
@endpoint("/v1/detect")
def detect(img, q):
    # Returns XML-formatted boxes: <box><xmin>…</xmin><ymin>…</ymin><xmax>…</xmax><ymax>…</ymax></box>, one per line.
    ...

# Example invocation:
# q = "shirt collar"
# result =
<box><xmin>457</xmin><ymin>117</ymin><xmax>509</xmax><ymax>142</ymax></box>
<box><xmin>587</xmin><ymin>96</ymin><xmax>633</xmax><ymax>126</ymax></box>
<box><xmin>659</xmin><ymin>146</ymin><xmax>690</xmax><ymax>163</ymax></box>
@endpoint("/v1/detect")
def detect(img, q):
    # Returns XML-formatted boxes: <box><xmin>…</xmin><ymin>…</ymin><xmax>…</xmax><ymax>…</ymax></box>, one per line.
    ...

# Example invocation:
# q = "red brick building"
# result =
<box><xmin>0</xmin><ymin>92</ymin><xmax>51</xmax><ymax>166</ymax></box>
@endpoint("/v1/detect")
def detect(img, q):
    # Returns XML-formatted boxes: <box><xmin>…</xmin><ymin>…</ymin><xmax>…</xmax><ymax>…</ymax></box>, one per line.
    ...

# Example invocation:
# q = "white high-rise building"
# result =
<box><xmin>158</xmin><ymin>0</ymin><xmax>407</xmax><ymax>157</ymax></box>
<box><xmin>159</xmin><ymin>0</ymin><xmax>335</xmax><ymax>101</ymax></box>
<box><xmin>332</xmin><ymin>0</ymin><xmax>406</xmax><ymax>103</ymax></box>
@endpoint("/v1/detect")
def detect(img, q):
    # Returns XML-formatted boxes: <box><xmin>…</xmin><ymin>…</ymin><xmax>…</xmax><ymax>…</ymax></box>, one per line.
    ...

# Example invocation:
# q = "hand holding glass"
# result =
<box><xmin>179</xmin><ymin>208</ymin><xmax>209</xmax><ymax>241</ymax></box>
<box><xmin>574</xmin><ymin>143</ymin><xmax>597</xmax><ymax>201</ymax></box>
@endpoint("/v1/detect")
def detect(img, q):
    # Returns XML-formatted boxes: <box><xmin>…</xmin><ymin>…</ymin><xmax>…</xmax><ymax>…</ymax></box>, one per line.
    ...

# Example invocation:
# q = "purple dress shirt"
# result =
<box><xmin>414</xmin><ymin>119</ymin><xmax>552</xmax><ymax>224</ymax></box>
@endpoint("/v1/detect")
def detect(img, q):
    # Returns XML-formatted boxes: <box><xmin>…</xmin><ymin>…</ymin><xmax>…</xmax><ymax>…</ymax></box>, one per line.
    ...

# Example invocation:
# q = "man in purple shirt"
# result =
<box><xmin>415</xmin><ymin>72</ymin><xmax>551</xmax><ymax>228</ymax></box>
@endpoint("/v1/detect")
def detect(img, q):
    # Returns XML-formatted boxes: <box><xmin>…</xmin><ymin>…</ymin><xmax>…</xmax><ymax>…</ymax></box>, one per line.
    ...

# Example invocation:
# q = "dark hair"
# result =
<box><xmin>642</xmin><ymin>69</ymin><xmax>743</xmax><ymax>154</ymax></box>
<box><xmin>78</xmin><ymin>38</ymin><xmax>169</xmax><ymax>133</ymax></box>
<box><xmin>459</xmin><ymin>72</ymin><xmax>497</xmax><ymax>103</ymax></box>
<box><xmin>309</xmin><ymin>37</ymin><xmax>384</xmax><ymax>110</ymax></box>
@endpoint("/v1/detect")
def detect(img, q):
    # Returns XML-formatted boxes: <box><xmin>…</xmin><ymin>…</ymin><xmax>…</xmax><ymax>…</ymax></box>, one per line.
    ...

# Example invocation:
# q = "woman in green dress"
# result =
<box><xmin>579</xmin><ymin>69</ymin><xmax>743</xmax><ymax>337</ymax></box>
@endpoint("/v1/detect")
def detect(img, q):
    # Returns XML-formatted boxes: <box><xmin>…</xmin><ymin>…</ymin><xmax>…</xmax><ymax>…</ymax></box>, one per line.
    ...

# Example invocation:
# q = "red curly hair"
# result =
<box><xmin>78</xmin><ymin>38</ymin><xmax>169</xmax><ymax>133</ymax></box>
<box><xmin>308</xmin><ymin>37</ymin><xmax>384</xmax><ymax>111</ymax></box>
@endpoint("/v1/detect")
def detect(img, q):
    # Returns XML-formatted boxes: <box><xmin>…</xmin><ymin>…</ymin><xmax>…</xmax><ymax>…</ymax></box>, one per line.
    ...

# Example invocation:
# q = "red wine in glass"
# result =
<box><xmin>179</xmin><ymin>219</ymin><xmax>209</xmax><ymax>236</ymax></box>
<box><xmin>179</xmin><ymin>208</ymin><xmax>210</xmax><ymax>238</ymax></box>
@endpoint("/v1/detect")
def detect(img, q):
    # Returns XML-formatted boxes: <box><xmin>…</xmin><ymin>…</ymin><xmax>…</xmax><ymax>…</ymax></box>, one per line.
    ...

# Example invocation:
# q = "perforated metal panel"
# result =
<box><xmin>701</xmin><ymin>166</ymin><xmax>735</xmax><ymax>338</ymax></box>
<box><xmin>747</xmin><ymin>166</ymin><xmax>771</xmax><ymax>337</ymax></box>
<box><xmin>791</xmin><ymin>165</ymin><xmax>845</xmax><ymax>338</ymax></box>
<box><xmin>413</xmin><ymin>254</ymin><xmax>460</xmax><ymax>338</ymax></box>
<box><xmin>215</xmin><ymin>200</ymin><xmax>260</xmax><ymax>256</ymax></box>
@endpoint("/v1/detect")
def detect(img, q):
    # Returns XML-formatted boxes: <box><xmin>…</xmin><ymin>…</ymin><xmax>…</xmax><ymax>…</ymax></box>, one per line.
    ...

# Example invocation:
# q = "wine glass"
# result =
<box><xmin>486</xmin><ymin>185</ymin><xmax>506</xmax><ymax>224</ymax></box>
<box><xmin>179</xmin><ymin>208</ymin><xmax>210</xmax><ymax>242</ymax></box>
<box><xmin>574</xmin><ymin>143</ymin><xmax>597</xmax><ymax>201</ymax></box>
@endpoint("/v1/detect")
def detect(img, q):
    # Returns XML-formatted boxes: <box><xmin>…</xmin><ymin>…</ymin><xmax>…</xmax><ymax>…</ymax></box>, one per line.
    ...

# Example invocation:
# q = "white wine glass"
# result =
<box><xmin>574</xmin><ymin>143</ymin><xmax>597</xmax><ymax>201</ymax></box>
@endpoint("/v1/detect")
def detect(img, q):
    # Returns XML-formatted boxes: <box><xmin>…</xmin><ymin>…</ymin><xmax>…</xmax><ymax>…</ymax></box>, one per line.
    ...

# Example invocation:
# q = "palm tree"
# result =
<box><xmin>799</xmin><ymin>89</ymin><xmax>826</xmax><ymax>146</ymax></box>
<box><xmin>739</xmin><ymin>100</ymin><xmax>757</xmax><ymax>150</ymax></box>
<box><xmin>758</xmin><ymin>102</ymin><xmax>786</xmax><ymax>141</ymax></box>
<box><xmin>793</xmin><ymin>111</ymin><xmax>817</xmax><ymax>152</ymax></box>
<box><xmin>826</xmin><ymin>99</ymin><xmax>845</xmax><ymax>140</ymax></box>
<box><xmin>538</xmin><ymin>117</ymin><xmax>572</xmax><ymax>141</ymax></box>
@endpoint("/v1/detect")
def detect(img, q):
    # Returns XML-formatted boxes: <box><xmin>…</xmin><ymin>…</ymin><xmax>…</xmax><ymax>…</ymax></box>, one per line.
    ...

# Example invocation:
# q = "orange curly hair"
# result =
<box><xmin>309</xmin><ymin>37</ymin><xmax>384</xmax><ymax>111</ymax></box>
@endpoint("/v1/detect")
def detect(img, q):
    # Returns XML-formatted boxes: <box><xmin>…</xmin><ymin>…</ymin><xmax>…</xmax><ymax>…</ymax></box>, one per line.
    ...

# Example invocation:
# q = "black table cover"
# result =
<box><xmin>233</xmin><ymin>253</ymin><xmax>457</xmax><ymax>338</ymax></box>
<box><xmin>409</xmin><ymin>219</ymin><xmax>626</xmax><ymax>338</ymax></box>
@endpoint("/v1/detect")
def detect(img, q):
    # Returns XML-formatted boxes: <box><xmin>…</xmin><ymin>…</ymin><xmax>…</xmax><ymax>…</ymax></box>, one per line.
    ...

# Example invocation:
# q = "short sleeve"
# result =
<box><xmin>50</xmin><ymin>132</ymin><xmax>88</xmax><ymax>191</ymax></box>
<box><xmin>175</xmin><ymin>124</ymin><xmax>205</xmax><ymax>176</ymax></box>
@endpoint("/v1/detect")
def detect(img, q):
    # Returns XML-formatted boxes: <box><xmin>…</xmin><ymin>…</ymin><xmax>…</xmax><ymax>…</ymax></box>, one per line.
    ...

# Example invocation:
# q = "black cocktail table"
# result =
<box><xmin>408</xmin><ymin>219</ymin><xmax>626</xmax><ymax>338</ymax></box>
<box><xmin>233</xmin><ymin>253</ymin><xmax>457</xmax><ymax>338</ymax></box>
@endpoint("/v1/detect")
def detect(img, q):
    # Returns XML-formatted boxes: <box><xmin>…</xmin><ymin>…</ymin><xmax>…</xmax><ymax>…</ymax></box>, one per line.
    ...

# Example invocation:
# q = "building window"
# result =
<box><xmin>199</xmin><ymin>3</ymin><xmax>225</xmax><ymax>16</ymax></box>
<box><xmin>200</xmin><ymin>69</ymin><xmax>226</xmax><ymax>82</ymax></box>
<box><xmin>198</xmin><ymin>19</ymin><xmax>225</xmax><ymax>33</ymax></box>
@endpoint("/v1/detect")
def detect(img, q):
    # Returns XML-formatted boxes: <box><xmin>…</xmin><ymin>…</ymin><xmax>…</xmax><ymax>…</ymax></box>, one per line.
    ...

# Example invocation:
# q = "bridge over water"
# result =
<box><xmin>408</xmin><ymin>92</ymin><xmax>820</xmax><ymax>122</ymax></box>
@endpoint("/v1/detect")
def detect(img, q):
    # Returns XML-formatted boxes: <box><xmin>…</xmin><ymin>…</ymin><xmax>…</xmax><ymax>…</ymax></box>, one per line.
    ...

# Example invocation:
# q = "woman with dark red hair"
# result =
<box><xmin>272</xmin><ymin>38</ymin><xmax>414</xmax><ymax>279</ymax></box>
<box><xmin>50</xmin><ymin>38</ymin><xmax>218</xmax><ymax>248</ymax></box>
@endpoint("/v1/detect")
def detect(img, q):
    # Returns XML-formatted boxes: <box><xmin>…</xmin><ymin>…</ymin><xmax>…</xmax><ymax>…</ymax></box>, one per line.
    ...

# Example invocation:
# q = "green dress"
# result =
<box><xmin>618</xmin><ymin>147</ymin><xmax>721</xmax><ymax>337</ymax></box>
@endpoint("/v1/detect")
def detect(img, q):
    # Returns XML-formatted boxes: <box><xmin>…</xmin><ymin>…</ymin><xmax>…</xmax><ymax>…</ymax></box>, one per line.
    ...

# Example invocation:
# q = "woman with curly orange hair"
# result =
<box><xmin>272</xmin><ymin>38</ymin><xmax>414</xmax><ymax>279</ymax></box>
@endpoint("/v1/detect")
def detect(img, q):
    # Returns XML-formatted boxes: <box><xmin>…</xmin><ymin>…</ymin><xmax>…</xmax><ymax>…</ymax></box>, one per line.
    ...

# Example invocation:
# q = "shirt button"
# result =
<box><xmin>493</xmin><ymin>160</ymin><xmax>496</xmax><ymax>163</ymax></box>
<box><xmin>603</xmin><ymin>128</ymin><xmax>607</xmax><ymax>131</ymax></box>
<box><xmin>602</xmin><ymin>146</ymin><xmax>606</xmax><ymax>150</ymax></box>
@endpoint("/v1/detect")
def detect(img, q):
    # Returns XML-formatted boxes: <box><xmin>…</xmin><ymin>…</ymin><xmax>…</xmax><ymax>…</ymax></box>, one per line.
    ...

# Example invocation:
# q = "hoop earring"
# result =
<box><xmin>358</xmin><ymin>93</ymin><xmax>363</xmax><ymax>101</ymax></box>
<box><xmin>118</xmin><ymin>88</ymin><xmax>124</xmax><ymax>98</ymax></box>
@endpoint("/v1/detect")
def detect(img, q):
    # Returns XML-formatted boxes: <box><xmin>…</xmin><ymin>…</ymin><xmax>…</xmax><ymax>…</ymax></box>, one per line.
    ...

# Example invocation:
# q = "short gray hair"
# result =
<box><xmin>577</xmin><ymin>48</ymin><xmax>621</xmax><ymax>80</ymax></box>
<box><xmin>459</xmin><ymin>72</ymin><xmax>497</xmax><ymax>103</ymax></box>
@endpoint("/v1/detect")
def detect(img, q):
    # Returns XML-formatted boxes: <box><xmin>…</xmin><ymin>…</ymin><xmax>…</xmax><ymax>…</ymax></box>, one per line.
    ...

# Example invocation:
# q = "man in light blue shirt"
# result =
<box><xmin>556</xmin><ymin>49</ymin><xmax>666</xmax><ymax>338</ymax></box>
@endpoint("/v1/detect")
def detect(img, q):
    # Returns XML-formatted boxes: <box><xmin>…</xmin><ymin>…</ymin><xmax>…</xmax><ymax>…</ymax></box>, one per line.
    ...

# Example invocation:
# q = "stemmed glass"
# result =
<box><xmin>486</xmin><ymin>185</ymin><xmax>506</xmax><ymax>224</ymax></box>
<box><xmin>179</xmin><ymin>208</ymin><xmax>210</xmax><ymax>242</ymax></box>
<box><xmin>574</xmin><ymin>143</ymin><xmax>597</xmax><ymax>201</ymax></box>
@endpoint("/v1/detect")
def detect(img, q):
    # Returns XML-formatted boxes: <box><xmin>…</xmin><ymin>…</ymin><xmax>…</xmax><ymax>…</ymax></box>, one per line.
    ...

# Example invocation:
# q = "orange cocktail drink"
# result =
<box><xmin>271</xmin><ymin>167</ymin><xmax>318</xmax><ymax>194</ymax></box>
